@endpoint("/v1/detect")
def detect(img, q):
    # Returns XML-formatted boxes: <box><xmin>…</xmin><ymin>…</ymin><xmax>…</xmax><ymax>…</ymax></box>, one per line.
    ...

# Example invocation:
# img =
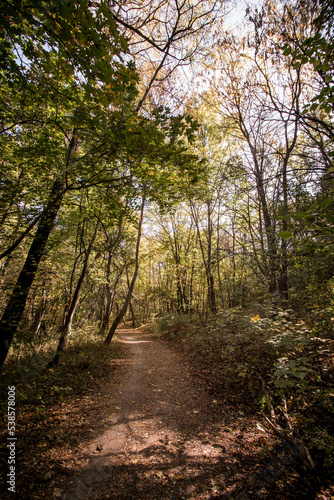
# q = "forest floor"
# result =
<box><xmin>62</xmin><ymin>326</ymin><xmax>272</xmax><ymax>500</ymax></box>
<box><xmin>1</xmin><ymin>325</ymin><xmax>333</xmax><ymax>499</ymax></box>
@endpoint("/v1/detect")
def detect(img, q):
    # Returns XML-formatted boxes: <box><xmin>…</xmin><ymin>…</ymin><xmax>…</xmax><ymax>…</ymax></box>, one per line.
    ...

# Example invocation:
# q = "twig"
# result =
<box><xmin>257</xmin><ymin>373</ymin><xmax>315</xmax><ymax>470</ymax></box>
<box><xmin>281</xmin><ymin>395</ymin><xmax>293</xmax><ymax>433</ymax></box>
<box><xmin>257</xmin><ymin>373</ymin><xmax>276</xmax><ymax>420</ymax></box>
<box><xmin>261</xmin><ymin>411</ymin><xmax>315</xmax><ymax>470</ymax></box>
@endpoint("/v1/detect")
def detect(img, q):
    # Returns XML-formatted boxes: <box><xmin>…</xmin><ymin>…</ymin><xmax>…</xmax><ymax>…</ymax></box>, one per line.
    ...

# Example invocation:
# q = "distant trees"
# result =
<box><xmin>0</xmin><ymin>0</ymin><xmax>212</xmax><ymax>369</ymax></box>
<box><xmin>131</xmin><ymin>0</ymin><xmax>333</xmax><ymax>318</ymax></box>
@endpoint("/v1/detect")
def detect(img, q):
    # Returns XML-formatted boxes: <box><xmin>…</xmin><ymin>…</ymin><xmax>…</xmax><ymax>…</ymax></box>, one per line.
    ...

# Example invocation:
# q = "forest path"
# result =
<box><xmin>63</xmin><ymin>328</ymin><xmax>275</xmax><ymax>500</ymax></box>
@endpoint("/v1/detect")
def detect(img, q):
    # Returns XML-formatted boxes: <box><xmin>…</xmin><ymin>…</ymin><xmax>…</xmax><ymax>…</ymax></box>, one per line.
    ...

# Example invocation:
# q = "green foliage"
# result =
<box><xmin>156</xmin><ymin>313</ymin><xmax>193</xmax><ymax>339</ymax></box>
<box><xmin>0</xmin><ymin>327</ymin><xmax>118</xmax><ymax>412</ymax></box>
<box><xmin>0</xmin><ymin>0</ymin><xmax>207</xmax><ymax>370</ymax></box>
<box><xmin>285</xmin><ymin>190</ymin><xmax>334</xmax><ymax>311</ymax></box>
<box><xmin>272</xmin><ymin>357</ymin><xmax>317</xmax><ymax>390</ymax></box>
<box><xmin>263</xmin><ymin>311</ymin><xmax>334</xmax><ymax>468</ymax></box>
<box><xmin>157</xmin><ymin>305</ymin><xmax>334</xmax><ymax>469</ymax></box>
<box><xmin>282</xmin><ymin>1</ymin><xmax>334</xmax><ymax>117</ymax></box>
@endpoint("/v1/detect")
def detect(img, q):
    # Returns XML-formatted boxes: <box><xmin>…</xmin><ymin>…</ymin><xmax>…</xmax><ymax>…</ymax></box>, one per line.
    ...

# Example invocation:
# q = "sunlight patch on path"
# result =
<box><xmin>63</xmin><ymin>330</ymin><xmax>264</xmax><ymax>500</ymax></box>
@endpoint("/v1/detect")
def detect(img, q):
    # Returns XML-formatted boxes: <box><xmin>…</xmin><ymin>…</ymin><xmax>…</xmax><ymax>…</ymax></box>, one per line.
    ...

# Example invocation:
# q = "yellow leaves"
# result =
<box><xmin>53</xmin><ymin>488</ymin><xmax>63</xmax><ymax>497</ymax></box>
<box><xmin>53</xmin><ymin>21</ymin><xmax>62</xmax><ymax>34</ymax></box>
<box><xmin>251</xmin><ymin>314</ymin><xmax>261</xmax><ymax>323</ymax></box>
<box><xmin>105</xmin><ymin>83</ymin><xmax>114</xmax><ymax>90</ymax></box>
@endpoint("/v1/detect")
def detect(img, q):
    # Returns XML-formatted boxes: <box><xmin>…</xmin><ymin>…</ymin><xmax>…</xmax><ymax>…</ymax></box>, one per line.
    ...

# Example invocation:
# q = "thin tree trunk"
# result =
<box><xmin>105</xmin><ymin>196</ymin><xmax>145</xmax><ymax>345</ymax></box>
<box><xmin>216</xmin><ymin>205</ymin><xmax>224</xmax><ymax>309</ymax></box>
<box><xmin>49</xmin><ymin>223</ymin><xmax>98</xmax><ymax>366</ymax></box>
<box><xmin>28</xmin><ymin>280</ymin><xmax>47</xmax><ymax>341</ymax></box>
<box><xmin>279</xmin><ymin>152</ymin><xmax>290</xmax><ymax>304</ymax></box>
<box><xmin>129</xmin><ymin>299</ymin><xmax>136</xmax><ymax>327</ymax></box>
<box><xmin>237</xmin><ymin>110</ymin><xmax>279</xmax><ymax>298</ymax></box>
<box><xmin>231</xmin><ymin>218</ymin><xmax>236</xmax><ymax>307</ymax></box>
<box><xmin>0</xmin><ymin>178</ymin><xmax>65</xmax><ymax>370</ymax></box>
<box><xmin>100</xmin><ymin>286</ymin><xmax>113</xmax><ymax>333</ymax></box>
<box><xmin>190</xmin><ymin>201</ymin><xmax>216</xmax><ymax>314</ymax></box>
<box><xmin>207</xmin><ymin>201</ymin><xmax>217</xmax><ymax>313</ymax></box>
<box><xmin>99</xmin><ymin>251</ymin><xmax>113</xmax><ymax>335</ymax></box>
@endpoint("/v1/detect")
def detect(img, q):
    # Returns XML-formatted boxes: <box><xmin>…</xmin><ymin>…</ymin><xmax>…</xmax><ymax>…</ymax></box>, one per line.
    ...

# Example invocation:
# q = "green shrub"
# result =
<box><xmin>156</xmin><ymin>313</ymin><xmax>194</xmax><ymax>339</ymax></box>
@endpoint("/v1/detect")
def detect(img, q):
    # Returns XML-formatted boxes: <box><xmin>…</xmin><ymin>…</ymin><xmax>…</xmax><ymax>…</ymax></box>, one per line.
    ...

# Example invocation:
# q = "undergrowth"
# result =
<box><xmin>156</xmin><ymin>307</ymin><xmax>334</xmax><ymax>474</ymax></box>
<box><xmin>0</xmin><ymin>328</ymin><xmax>120</xmax><ymax>499</ymax></box>
<box><xmin>0</xmin><ymin>328</ymin><xmax>117</xmax><ymax>410</ymax></box>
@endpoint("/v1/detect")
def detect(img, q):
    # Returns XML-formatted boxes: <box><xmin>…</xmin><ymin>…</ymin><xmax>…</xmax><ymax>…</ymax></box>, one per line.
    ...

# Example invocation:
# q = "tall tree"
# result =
<box><xmin>0</xmin><ymin>0</ymin><xmax>140</xmax><ymax>369</ymax></box>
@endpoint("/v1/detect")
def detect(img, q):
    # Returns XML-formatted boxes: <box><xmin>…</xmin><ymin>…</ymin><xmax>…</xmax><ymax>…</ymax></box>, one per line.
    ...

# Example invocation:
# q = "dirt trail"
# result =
<box><xmin>63</xmin><ymin>328</ymin><xmax>278</xmax><ymax>500</ymax></box>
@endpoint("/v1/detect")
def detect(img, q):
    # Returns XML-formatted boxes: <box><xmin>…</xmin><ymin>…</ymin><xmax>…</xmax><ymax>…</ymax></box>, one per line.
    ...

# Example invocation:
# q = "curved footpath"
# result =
<box><xmin>62</xmin><ymin>328</ymin><xmax>298</xmax><ymax>500</ymax></box>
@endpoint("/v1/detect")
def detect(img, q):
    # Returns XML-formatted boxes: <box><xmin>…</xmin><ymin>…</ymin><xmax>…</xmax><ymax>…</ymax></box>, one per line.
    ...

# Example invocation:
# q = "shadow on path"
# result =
<box><xmin>62</xmin><ymin>329</ymin><xmax>306</xmax><ymax>500</ymax></box>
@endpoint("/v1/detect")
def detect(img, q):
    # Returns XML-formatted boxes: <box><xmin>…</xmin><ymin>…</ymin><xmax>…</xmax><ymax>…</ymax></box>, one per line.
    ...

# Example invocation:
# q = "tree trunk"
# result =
<box><xmin>99</xmin><ymin>251</ymin><xmax>114</xmax><ymax>335</ymax></box>
<box><xmin>0</xmin><ymin>178</ymin><xmax>65</xmax><ymax>371</ymax></box>
<box><xmin>279</xmin><ymin>153</ymin><xmax>290</xmax><ymax>304</ymax></box>
<box><xmin>207</xmin><ymin>202</ymin><xmax>217</xmax><ymax>314</ymax></box>
<box><xmin>216</xmin><ymin>205</ymin><xmax>225</xmax><ymax>309</ymax></box>
<box><xmin>129</xmin><ymin>299</ymin><xmax>136</xmax><ymax>327</ymax></box>
<box><xmin>99</xmin><ymin>286</ymin><xmax>113</xmax><ymax>333</ymax></box>
<box><xmin>105</xmin><ymin>196</ymin><xmax>145</xmax><ymax>345</ymax></box>
<box><xmin>28</xmin><ymin>281</ymin><xmax>47</xmax><ymax>341</ymax></box>
<box><xmin>191</xmin><ymin>201</ymin><xmax>217</xmax><ymax>314</ymax></box>
<box><xmin>49</xmin><ymin>223</ymin><xmax>98</xmax><ymax>366</ymax></box>
<box><xmin>176</xmin><ymin>275</ymin><xmax>185</xmax><ymax>313</ymax></box>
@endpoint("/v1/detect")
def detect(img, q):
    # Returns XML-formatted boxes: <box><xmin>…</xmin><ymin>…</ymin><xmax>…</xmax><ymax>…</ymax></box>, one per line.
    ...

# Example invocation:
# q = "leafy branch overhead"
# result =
<box><xmin>0</xmin><ymin>0</ymin><xmax>209</xmax><ymax>368</ymax></box>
